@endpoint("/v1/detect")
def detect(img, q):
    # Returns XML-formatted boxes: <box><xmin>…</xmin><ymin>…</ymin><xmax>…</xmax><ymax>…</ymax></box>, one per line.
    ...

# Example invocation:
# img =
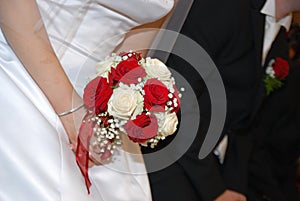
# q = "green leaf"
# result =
<box><xmin>264</xmin><ymin>75</ymin><xmax>283</xmax><ymax>96</ymax></box>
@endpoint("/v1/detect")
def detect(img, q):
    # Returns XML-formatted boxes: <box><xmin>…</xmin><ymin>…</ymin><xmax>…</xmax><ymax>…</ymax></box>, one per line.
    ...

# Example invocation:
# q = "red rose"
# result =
<box><xmin>124</xmin><ymin>113</ymin><xmax>158</xmax><ymax>143</ymax></box>
<box><xmin>113</xmin><ymin>60</ymin><xmax>146</xmax><ymax>84</ymax></box>
<box><xmin>108</xmin><ymin>67</ymin><xmax>118</xmax><ymax>86</ymax></box>
<box><xmin>272</xmin><ymin>57</ymin><xmax>289</xmax><ymax>80</ymax></box>
<box><xmin>144</xmin><ymin>78</ymin><xmax>169</xmax><ymax>112</ymax></box>
<box><xmin>83</xmin><ymin>77</ymin><xmax>113</xmax><ymax>114</ymax></box>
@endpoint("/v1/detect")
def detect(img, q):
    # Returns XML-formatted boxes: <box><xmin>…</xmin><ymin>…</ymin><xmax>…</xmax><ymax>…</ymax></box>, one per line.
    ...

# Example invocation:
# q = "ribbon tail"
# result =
<box><xmin>76</xmin><ymin>113</ymin><xmax>95</xmax><ymax>194</ymax></box>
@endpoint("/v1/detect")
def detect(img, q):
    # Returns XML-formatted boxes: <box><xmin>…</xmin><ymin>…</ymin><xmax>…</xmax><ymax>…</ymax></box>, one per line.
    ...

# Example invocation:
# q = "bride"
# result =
<box><xmin>0</xmin><ymin>0</ymin><xmax>173</xmax><ymax>200</ymax></box>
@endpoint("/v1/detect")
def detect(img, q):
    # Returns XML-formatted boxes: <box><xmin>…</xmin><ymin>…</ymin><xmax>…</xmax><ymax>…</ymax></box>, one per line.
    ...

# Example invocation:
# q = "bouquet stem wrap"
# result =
<box><xmin>76</xmin><ymin>112</ymin><xmax>95</xmax><ymax>194</ymax></box>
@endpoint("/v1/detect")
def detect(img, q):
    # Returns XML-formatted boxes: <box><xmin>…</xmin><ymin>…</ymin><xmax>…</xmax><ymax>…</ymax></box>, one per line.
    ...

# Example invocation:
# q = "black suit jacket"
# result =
<box><xmin>247</xmin><ymin>22</ymin><xmax>300</xmax><ymax>201</ymax></box>
<box><xmin>142</xmin><ymin>0</ymin><xmax>267</xmax><ymax>200</ymax></box>
<box><xmin>248</xmin><ymin>64</ymin><xmax>300</xmax><ymax>201</ymax></box>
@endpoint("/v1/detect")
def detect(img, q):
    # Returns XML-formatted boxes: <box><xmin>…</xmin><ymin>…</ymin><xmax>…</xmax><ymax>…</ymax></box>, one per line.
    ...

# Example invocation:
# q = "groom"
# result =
<box><xmin>247</xmin><ymin>0</ymin><xmax>300</xmax><ymax>200</ymax></box>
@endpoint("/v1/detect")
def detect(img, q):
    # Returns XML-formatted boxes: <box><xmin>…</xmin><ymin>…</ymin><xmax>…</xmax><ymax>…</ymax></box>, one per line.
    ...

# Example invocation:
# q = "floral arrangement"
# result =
<box><xmin>264</xmin><ymin>57</ymin><xmax>289</xmax><ymax>95</ymax></box>
<box><xmin>76</xmin><ymin>51</ymin><xmax>182</xmax><ymax>192</ymax></box>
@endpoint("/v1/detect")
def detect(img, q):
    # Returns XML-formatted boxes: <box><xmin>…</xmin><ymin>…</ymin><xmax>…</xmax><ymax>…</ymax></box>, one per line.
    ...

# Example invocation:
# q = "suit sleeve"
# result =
<box><xmin>177</xmin><ymin>87</ymin><xmax>227</xmax><ymax>201</ymax></box>
<box><xmin>178</xmin><ymin>152</ymin><xmax>226</xmax><ymax>200</ymax></box>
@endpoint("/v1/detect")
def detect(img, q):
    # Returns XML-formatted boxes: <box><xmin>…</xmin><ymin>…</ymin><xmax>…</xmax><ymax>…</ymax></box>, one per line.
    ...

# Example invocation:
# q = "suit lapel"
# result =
<box><xmin>251</xmin><ymin>0</ymin><xmax>265</xmax><ymax>67</ymax></box>
<box><xmin>250</xmin><ymin>0</ymin><xmax>267</xmax><ymax>120</ymax></box>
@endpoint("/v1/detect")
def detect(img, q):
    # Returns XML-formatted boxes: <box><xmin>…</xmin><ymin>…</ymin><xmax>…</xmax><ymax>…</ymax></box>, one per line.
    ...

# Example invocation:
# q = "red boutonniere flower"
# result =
<box><xmin>264</xmin><ymin>57</ymin><xmax>289</xmax><ymax>95</ymax></box>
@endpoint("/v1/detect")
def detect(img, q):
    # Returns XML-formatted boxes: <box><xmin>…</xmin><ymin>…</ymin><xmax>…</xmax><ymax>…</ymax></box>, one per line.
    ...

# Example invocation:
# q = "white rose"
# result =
<box><xmin>157</xmin><ymin>112</ymin><xmax>178</xmax><ymax>136</ymax></box>
<box><xmin>143</xmin><ymin>58</ymin><xmax>171</xmax><ymax>83</ymax></box>
<box><xmin>95</xmin><ymin>54</ymin><xmax>121</xmax><ymax>78</ymax></box>
<box><xmin>108</xmin><ymin>86</ymin><xmax>143</xmax><ymax>119</ymax></box>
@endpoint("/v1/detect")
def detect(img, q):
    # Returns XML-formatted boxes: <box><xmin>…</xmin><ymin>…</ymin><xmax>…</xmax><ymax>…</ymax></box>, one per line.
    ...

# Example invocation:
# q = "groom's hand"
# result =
<box><xmin>214</xmin><ymin>190</ymin><xmax>246</xmax><ymax>201</ymax></box>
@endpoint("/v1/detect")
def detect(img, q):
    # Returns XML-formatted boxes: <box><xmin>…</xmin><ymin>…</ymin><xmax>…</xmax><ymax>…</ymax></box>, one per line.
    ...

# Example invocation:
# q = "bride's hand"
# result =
<box><xmin>59</xmin><ymin>103</ymin><xmax>85</xmax><ymax>146</ymax></box>
<box><xmin>0</xmin><ymin>0</ymin><xmax>99</xmax><ymax>168</ymax></box>
<box><xmin>59</xmin><ymin>104</ymin><xmax>98</xmax><ymax>167</ymax></box>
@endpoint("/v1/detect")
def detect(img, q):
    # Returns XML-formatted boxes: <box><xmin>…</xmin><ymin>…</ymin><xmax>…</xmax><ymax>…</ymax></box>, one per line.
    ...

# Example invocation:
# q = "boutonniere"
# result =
<box><xmin>264</xmin><ymin>57</ymin><xmax>290</xmax><ymax>95</ymax></box>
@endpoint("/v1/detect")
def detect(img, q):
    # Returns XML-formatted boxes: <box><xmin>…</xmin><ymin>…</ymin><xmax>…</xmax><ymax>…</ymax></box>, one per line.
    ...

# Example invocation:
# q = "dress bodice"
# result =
<box><xmin>37</xmin><ymin>0</ymin><xmax>174</xmax><ymax>95</ymax></box>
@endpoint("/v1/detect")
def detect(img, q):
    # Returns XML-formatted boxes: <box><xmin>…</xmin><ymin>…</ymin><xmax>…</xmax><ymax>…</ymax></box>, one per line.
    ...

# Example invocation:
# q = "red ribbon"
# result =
<box><xmin>76</xmin><ymin>112</ymin><xmax>95</xmax><ymax>194</ymax></box>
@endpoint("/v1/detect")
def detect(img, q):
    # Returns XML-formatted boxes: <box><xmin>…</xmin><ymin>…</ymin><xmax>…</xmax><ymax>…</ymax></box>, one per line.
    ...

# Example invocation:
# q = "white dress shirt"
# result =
<box><xmin>261</xmin><ymin>0</ymin><xmax>292</xmax><ymax>64</ymax></box>
<box><xmin>213</xmin><ymin>135</ymin><xmax>228</xmax><ymax>164</ymax></box>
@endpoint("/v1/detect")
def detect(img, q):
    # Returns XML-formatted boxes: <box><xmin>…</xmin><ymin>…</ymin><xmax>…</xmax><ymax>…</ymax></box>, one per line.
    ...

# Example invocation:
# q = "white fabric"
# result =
<box><xmin>0</xmin><ymin>0</ymin><xmax>173</xmax><ymax>200</ymax></box>
<box><xmin>260</xmin><ymin>0</ymin><xmax>292</xmax><ymax>64</ymax></box>
<box><xmin>213</xmin><ymin>135</ymin><xmax>228</xmax><ymax>164</ymax></box>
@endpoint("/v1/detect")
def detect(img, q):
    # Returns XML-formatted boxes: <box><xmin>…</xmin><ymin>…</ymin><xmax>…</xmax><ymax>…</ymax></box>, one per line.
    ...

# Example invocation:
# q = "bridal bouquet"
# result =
<box><xmin>76</xmin><ymin>51</ymin><xmax>182</xmax><ymax>192</ymax></box>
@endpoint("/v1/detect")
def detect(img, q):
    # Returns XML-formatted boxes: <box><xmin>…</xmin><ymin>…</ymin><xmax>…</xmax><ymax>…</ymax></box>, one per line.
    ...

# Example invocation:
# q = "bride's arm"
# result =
<box><xmin>0</xmin><ymin>0</ymin><xmax>82</xmax><ymax>147</ymax></box>
<box><xmin>114</xmin><ymin>16</ymin><xmax>168</xmax><ymax>56</ymax></box>
<box><xmin>0</xmin><ymin>0</ymin><xmax>82</xmax><ymax>114</ymax></box>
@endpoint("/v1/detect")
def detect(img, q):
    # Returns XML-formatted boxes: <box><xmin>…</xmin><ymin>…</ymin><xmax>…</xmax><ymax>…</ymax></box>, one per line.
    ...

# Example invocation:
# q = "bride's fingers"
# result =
<box><xmin>89</xmin><ymin>153</ymin><xmax>103</xmax><ymax>166</ymax></box>
<box><xmin>69</xmin><ymin>143</ymin><xmax>77</xmax><ymax>151</ymax></box>
<box><xmin>69</xmin><ymin>143</ymin><xmax>102</xmax><ymax>167</ymax></box>
<box><xmin>88</xmin><ymin>159</ymin><xmax>96</xmax><ymax>167</ymax></box>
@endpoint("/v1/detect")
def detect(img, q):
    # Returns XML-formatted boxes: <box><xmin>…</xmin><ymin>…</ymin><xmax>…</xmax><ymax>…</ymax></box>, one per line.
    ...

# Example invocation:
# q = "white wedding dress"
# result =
<box><xmin>0</xmin><ymin>0</ymin><xmax>173</xmax><ymax>200</ymax></box>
